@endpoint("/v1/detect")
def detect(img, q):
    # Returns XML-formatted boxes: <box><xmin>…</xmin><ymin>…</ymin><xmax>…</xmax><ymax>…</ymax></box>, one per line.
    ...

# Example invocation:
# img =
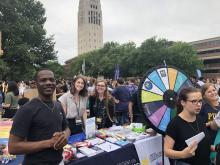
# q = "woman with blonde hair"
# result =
<box><xmin>89</xmin><ymin>79</ymin><xmax>114</xmax><ymax>129</ymax></box>
<box><xmin>199</xmin><ymin>83</ymin><xmax>220</xmax><ymax>163</ymax></box>
<box><xmin>200</xmin><ymin>83</ymin><xmax>220</xmax><ymax>143</ymax></box>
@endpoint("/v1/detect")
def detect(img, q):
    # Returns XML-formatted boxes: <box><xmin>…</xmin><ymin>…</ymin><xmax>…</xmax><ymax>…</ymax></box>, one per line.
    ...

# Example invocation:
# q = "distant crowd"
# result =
<box><xmin>2</xmin><ymin>73</ymin><xmax>220</xmax><ymax>164</ymax></box>
<box><xmin>0</xmin><ymin>76</ymin><xmax>143</xmax><ymax>130</ymax></box>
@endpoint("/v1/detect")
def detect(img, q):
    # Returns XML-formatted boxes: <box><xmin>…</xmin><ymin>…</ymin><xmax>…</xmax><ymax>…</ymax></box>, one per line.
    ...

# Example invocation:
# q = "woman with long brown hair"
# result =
<box><xmin>59</xmin><ymin>76</ymin><xmax>88</xmax><ymax>135</ymax></box>
<box><xmin>89</xmin><ymin>79</ymin><xmax>114</xmax><ymax>129</ymax></box>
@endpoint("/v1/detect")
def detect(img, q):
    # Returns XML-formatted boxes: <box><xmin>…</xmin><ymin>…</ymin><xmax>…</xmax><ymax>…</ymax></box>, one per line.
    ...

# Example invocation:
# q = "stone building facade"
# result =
<box><xmin>78</xmin><ymin>0</ymin><xmax>103</xmax><ymax>55</ymax></box>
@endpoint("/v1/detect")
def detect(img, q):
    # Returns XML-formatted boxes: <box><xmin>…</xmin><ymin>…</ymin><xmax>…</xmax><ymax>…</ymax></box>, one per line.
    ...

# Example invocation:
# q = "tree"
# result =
<box><xmin>0</xmin><ymin>59</ymin><xmax>9</xmax><ymax>80</ymax></box>
<box><xmin>0</xmin><ymin>0</ymin><xmax>57</xmax><ymax>80</ymax></box>
<box><xmin>43</xmin><ymin>61</ymin><xmax>64</xmax><ymax>79</ymax></box>
<box><xmin>166</xmin><ymin>42</ymin><xmax>203</xmax><ymax>76</ymax></box>
<box><xmin>68</xmin><ymin>38</ymin><xmax>203</xmax><ymax>79</ymax></box>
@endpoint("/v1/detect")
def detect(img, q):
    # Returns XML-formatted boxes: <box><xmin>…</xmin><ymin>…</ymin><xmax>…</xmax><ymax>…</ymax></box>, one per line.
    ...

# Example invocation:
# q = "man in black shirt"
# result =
<box><xmin>8</xmin><ymin>69</ymin><xmax>70</xmax><ymax>165</ymax></box>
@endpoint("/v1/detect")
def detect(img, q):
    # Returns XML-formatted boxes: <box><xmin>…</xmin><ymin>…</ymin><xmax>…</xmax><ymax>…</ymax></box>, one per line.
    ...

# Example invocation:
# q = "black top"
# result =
<box><xmin>89</xmin><ymin>96</ymin><xmax>114</xmax><ymax>129</ymax></box>
<box><xmin>199</xmin><ymin>102</ymin><xmax>220</xmax><ymax>144</ymax></box>
<box><xmin>130</xmin><ymin>91</ymin><xmax>145</xmax><ymax>123</ymax></box>
<box><xmin>166</xmin><ymin>115</ymin><xmax>211</xmax><ymax>165</ymax></box>
<box><xmin>112</xmin><ymin>86</ymin><xmax>130</xmax><ymax>112</ymax></box>
<box><xmin>130</xmin><ymin>91</ymin><xmax>141</xmax><ymax>116</ymax></box>
<box><xmin>10</xmin><ymin>98</ymin><xmax>68</xmax><ymax>165</ymax></box>
<box><xmin>217</xmin><ymin>152</ymin><xmax>220</xmax><ymax>165</ymax></box>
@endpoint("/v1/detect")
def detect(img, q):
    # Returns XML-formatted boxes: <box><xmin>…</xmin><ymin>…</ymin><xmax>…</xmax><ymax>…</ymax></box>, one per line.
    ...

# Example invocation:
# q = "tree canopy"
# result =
<box><xmin>68</xmin><ymin>37</ymin><xmax>203</xmax><ymax>78</ymax></box>
<box><xmin>0</xmin><ymin>0</ymin><xmax>60</xmax><ymax>80</ymax></box>
<box><xmin>0</xmin><ymin>0</ymin><xmax>203</xmax><ymax>80</ymax></box>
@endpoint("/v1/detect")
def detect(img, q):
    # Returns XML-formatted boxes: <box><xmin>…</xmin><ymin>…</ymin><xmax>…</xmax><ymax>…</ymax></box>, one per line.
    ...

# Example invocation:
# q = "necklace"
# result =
<box><xmin>37</xmin><ymin>98</ymin><xmax>55</xmax><ymax>112</ymax></box>
<box><xmin>188</xmin><ymin>118</ymin><xmax>200</xmax><ymax>133</ymax></box>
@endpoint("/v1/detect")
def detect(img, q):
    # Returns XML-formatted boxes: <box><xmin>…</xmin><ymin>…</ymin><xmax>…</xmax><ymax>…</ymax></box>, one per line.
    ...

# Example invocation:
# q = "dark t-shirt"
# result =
<box><xmin>166</xmin><ymin>115</ymin><xmax>211</xmax><ymax>165</ymax></box>
<box><xmin>130</xmin><ymin>91</ymin><xmax>145</xmax><ymax>123</ymax></box>
<box><xmin>199</xmin><ymin>102</ymin><xmax>220</xmax><ymax>144</ymax></box>
<box><xmin>10</xmin><ymin>98</ymin><xmax>68</xmax><ymax>165</ymax></box>
<box><xmin>130</xmin><ymin>91</ymin><xmax>140</xmax><ymax>116</ymax></box>
<box><xmin>112</xmin><ymin>86</ymin><xmax>130</xmax><ymax>112</ymax></box>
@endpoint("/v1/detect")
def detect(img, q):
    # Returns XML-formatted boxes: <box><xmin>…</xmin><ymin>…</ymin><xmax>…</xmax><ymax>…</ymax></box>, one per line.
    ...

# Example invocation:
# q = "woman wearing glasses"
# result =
<box><xmin>164</xmin><ymin>87</ymin><xmax>211</xmax><ymax>165</ymax></box>
<box><xmin>89</xmin><ymin>80</ymin><xmax>114</xmax><ymax>129</ymax></box>
<box><xmin>59</xmin><ymin>76</ymin><xmax>88</xmax><ymax>135</ymax></box>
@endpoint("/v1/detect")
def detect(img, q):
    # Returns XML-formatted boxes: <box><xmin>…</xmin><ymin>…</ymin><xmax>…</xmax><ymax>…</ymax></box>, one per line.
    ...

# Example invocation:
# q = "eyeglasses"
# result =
<box><xmin>96</xmin><ymin>84</ymin><xmax>106</xmax><ymax>87</ymax></box>
<box><xmin>186</xmin><ymin>99</ymin><xmax>203</xmax><ymax>105</ymax></box>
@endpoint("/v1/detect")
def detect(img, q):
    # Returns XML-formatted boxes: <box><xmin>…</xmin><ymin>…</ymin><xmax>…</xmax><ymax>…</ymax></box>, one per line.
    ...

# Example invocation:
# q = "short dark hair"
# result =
<box><xmin>7</xmin><ymin>81</ymin><xmax>19</xmax><ymax>96</ymax></box>
<box><xmin>34</xmin><ymin>68</ymin><xmax>53</xmax><ymax>81</ymax></box>
<box><xmin>199</xmin><ymin>77</ymin><xmax>204</xmax><ymax>81</ymax></box>
<box><xmin>117</xmin><ymin>78</ymin><xmax>124</xmax><ymax>85</ymax></box>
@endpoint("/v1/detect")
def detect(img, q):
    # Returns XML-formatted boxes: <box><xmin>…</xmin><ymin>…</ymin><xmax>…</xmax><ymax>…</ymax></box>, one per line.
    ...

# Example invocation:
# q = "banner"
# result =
<box><xmin>114</xmin><ymin>64</ymin><xmax>120</xmax><ymax>80</ymax></box>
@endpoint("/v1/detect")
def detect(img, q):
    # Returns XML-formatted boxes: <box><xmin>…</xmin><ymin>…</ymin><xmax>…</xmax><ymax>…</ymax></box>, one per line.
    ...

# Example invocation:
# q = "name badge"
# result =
<box><xmin>96</xmin><ymin>118</ymin><xmax>102</xmax><ymax>123</ymax></box>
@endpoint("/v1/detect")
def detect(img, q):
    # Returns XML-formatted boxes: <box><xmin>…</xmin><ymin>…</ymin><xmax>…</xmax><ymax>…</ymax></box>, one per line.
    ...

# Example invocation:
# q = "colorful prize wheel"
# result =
<box><xmin>138</xmin><ymin>66</ymin><xmax>194</xmax><ymax>135</ymax></box>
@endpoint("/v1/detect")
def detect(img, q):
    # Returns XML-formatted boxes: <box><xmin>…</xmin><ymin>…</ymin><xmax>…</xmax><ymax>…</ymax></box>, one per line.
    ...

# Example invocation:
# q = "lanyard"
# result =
<box><xmin>73</xmin><ymin>96</ymin><xmax>81</xmax><ymax>117</ymax></box>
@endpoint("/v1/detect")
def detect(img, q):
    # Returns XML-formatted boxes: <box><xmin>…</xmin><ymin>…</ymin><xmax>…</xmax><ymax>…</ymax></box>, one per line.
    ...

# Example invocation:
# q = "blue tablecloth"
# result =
<box><xmin>66</xmin><ymin>143</ymin><xmax>140</xmax><ymax>165</ymax></box>
<box><xmin>0</xmin><ymin>138</ymin><xmax>23</xmax><ymax>165</ymax></box>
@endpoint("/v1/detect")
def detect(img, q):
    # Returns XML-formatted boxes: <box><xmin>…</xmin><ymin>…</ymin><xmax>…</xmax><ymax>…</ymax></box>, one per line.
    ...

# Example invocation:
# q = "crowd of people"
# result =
<box><xmin>0</xmin><ymin>69</ymin><xmax>143</xmax><ymax>164</ymax></box>
<box><xmin>0</xmin><ymin>73</ymin><xmax>143</xmax><ymax>130</ymax></box>
<box><xmin>2</xmin><ymin>71</ymin><xmax>220</xmax><ymax>164</ymax></box>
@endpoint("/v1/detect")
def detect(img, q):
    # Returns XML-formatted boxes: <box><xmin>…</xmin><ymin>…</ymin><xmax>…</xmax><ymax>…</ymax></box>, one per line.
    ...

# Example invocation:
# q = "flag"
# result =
<box><xmin>196</xmin><ymin>69</ymin><xmax>202</xmax><ymax>78</ymax></box>
<box><xmin>114</xmin><ymin>64</ymin><xmax>120</xmax><ymax>80</ymax></box>
<box><xmin>82</xmin><ymin>59</ymin><xmax>85</xmax><ymax>75</ymax></box>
